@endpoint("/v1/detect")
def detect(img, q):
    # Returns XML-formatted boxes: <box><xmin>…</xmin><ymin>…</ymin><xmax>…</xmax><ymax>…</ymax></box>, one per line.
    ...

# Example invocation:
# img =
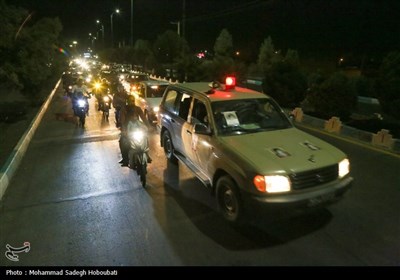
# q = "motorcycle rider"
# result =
<box><xmin>71</xmin><ymin>78</ymin><xmax>90</xmax><ymax>116</ymax></box>
<box><xmin>112</xmin><ymin>83</ymin><xmax>127</xmax><ymax>127</ymax></box>
<box><xmin>118</xmin><ymin>95</ymin><xmax>152</xmax><ymax>167</ymax></box>
<box><xmin>94</xmin><ymin>79</ymin><xmax>111</xmax><ymax>111</ymax></box>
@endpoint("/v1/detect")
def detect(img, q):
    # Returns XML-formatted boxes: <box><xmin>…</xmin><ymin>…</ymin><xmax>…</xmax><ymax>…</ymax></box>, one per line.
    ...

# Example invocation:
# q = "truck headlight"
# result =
<box><xmin>338</xmin><ymin>158</ymin><xmax>350</xmax><ymax>178</ymax></box>
<box><xmin>253</xmin><ymin>175</ymin><xmax>291</xmax><ymax>193</ymax></box>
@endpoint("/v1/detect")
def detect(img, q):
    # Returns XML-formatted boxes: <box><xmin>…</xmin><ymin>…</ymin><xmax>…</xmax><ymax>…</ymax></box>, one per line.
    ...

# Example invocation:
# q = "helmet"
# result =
<box><xmin>126</xmin><ymin>95</ymin><xmax>135</xmax><ymax>106</ymax></box>
<box><xmin>76</xmin><ymin>78</ymin><xmax>84</xmax><ymax>85</ymax></box>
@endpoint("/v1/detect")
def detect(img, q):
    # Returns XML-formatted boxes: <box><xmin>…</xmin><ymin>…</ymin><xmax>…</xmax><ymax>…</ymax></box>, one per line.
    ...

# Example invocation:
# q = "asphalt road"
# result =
<box><xmin>0</xmin><ymin>85</ymin><xmax>399</xmax><ymax>266</ymax></box>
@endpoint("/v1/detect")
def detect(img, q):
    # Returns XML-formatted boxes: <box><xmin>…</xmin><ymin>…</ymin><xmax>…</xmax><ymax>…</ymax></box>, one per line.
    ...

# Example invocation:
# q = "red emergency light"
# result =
<box><xmin>225</xmin><ymin>76</ymin><xmax>236</xmax><ymax>90</ymax></box>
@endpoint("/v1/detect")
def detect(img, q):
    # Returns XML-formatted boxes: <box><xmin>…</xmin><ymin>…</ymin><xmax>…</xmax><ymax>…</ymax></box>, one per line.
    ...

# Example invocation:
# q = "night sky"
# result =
<box><xmin>8</xmin><ymin>0</ymin><xmax>400</xmax><ymax>59</ymax></box>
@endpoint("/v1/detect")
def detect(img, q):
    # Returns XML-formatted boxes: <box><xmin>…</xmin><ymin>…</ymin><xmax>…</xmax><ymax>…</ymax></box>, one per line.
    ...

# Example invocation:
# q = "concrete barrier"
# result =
<box><xmin>296</xmin><ymin>111</ymin><xmax>400</xmax><ymax>154</ymax></box>
<box><xmin>0</xmin><ymin>79</ymin><xmax>61</xmax><ymax>200</ymax></box>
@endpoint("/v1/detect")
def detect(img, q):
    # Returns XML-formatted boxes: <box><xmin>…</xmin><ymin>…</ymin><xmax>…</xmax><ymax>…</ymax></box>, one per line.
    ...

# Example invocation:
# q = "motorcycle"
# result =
<box><xmin>73</xmin><ymin>95</ymin><xmax>90</xmax><ymax>127</ymax></box>
<box><xmin>127</xmin><ymin>120</ymin><xmax>149</xmax><ymax>187</ymax></box>
<box><xmin>93</xmin><ymin>81</ymin><xmax>112</xmax><ymax>121</ymax></box>
<box><xmin>98</xmin><ymin>94</ymin><xmax>112</xmax><ymax>121</ymax></box>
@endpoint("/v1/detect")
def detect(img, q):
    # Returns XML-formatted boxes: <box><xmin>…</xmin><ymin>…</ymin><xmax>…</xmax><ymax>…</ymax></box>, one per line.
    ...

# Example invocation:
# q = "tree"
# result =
<box><xmin>307</xmin><ymin>72</ymin><xmax>357</xmax><ymax>120</ymax></box>
<box><xmin>14</xmin><ymin>17</ymin><xmax>63</xmax><ymax>95</ymax></box>
<box><xmin>209</xmin><ymin>29</ymin><xmax>235</xmax><ymax>81</ymax></box>
<box><xmin>262</xmin><ymin>60</ymin><xmax>307</xmax><ymax>108</ymax></box>
<box><xmin>0</xmin><ymin>1</ymin><xmax>30</xmax><ymax>90</ymax></box>
<box><xmin>257</xmin><ymin>36</ymin><xmax>281</xmax><ymax>74</ymax></box>
<box><xmin>261</xmin><ymin>48</ymin><xmax>307</xmax><ymax>108</ymax></box>
<box><xmin>214</xmin><ymin>29</ymin><xmax>233</xmax><ymax>58</ymax></box>
<box><xmin>376</xmin><ymin>51</ymin><xmax>400</xmax><ymax>120</ymax></box>
<box><xmin>0</xmin><ymin>1</ymin><xmax>64</xmax><ymax>96</ymax></box>
<box><xmin>133</xmin><ymin>39</ymin><xmax>153</xmax><ymax>71</ymax></box>
<box><xmin>153</xmin><ymin>30</ymin><xmax>188</xmax><ymax>64</ymax></box>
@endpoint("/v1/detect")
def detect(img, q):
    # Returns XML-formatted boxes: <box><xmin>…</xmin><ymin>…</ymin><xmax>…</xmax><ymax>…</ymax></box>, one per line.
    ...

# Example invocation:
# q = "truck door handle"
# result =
<box><xmin>186</xmin><ymin>130</ymin><xmax>192</xmax><ymax>135</ymax></box>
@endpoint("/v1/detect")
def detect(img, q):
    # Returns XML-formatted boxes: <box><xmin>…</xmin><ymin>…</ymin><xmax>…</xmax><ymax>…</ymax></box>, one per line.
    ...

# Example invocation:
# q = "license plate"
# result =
<box><xmin>307</xmin><ymin>192</ymin><xmax>335</xmax><ymax>207</ymax></box>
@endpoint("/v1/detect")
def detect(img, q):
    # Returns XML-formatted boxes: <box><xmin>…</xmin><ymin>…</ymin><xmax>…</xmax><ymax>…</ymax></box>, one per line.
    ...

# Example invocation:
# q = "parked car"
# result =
<box><xmin>131</xmin><ymin>80</ymin><xmax>170</xmax><ymax>125</ymax></box>
<box><xmin>157</xmin><ymin>77</ymin><xmax>353</xmax><ymax>224</ymax></box>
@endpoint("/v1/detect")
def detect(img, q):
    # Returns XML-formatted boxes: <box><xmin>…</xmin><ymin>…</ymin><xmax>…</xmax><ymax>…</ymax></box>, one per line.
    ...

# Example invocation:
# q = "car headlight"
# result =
<box><xmin>153</xmin><ymin>106</ymin><xmax>159</xmax><ymax>113</ymax></box>
<box><xmin>338</xmin><ymin>158</ymin><xmax>350</xmax><ymax>178</ymax></box>
<box><xmin>253</xmin><ymin>175</ymin><xmax>291</xmax><ymax>193</ymax></box>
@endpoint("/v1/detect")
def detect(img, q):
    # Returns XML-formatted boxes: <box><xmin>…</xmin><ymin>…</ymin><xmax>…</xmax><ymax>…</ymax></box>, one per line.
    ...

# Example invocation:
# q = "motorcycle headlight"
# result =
<box><xmin>131</xmin><ymin>130</ymin><xmax>144</xmax><ymax>141</ymax></box>
<box><xmin>94</xmin><ymin>82</ymin><xmax>101</xmax><ymax>90</ymax></box>
<box><xmin>153</xmin><ymin>106</ymin><xmax>159</xmax><ymax>113</ymax></box>
<box><xmin>77</xmin><ymin>99</ymin><xmax>86</xmax><ymax>107</ymax></box>
<box><xmin>103</xmin><ymin>96</ymin><xmax>110</xmax><ymax>102</ymax></box>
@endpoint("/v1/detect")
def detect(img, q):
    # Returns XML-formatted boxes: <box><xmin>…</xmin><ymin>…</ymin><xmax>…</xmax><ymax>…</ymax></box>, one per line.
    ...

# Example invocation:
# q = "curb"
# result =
<box><xmin>0</xmin><ymin>79</ymin><xmax>61</xmax><ymax>200</ymax></box>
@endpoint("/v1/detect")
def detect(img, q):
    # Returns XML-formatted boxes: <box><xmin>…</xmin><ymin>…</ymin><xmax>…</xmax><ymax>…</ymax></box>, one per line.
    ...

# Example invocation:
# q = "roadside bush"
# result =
<box><xmin>306</xmin><ymin>72</ymin><xmax>357</xmax><ymax>121</ymax></box>
<box><xmin>0</xmin><ymin>101</ymin><xmax>28</xmax><ymax>123</ymax></box>
<box><xmin>376</xmin><ymin>51</ymin><xmax>400</xmax><ymax>120</ymax></box>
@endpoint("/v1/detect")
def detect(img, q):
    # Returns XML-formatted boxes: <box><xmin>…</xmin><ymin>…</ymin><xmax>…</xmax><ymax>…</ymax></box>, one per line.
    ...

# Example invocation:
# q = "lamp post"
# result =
<box><xmin>96</xmin><ymin>20</ymin><xmax>104</xmax><ymax>48</ymax></box>
<box><xmin>110</xmin><ymin>9</ymin><xmax>120</xmax><ymax>48</ymax></box>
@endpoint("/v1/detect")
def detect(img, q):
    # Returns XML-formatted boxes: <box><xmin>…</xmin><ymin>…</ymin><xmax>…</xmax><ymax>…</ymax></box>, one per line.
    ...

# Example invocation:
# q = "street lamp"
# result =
<box><xmin>70</xmin><ymin>41</ymin><xmax>78</xmax><ymax>56</ymax></box>
<box><xmin>110</xmin><ymin>9</ymin><xmax>120</xmax><ymax>48</ymax></box>
<box><xmin>170</xmin><ymin>21</ymin><xmax>181</xmax><ymax>36</ymax></box>
<box><xmin>96</xmin><ymin>20</ymin><xmax>105</xmax><ymax>47</ymax></box>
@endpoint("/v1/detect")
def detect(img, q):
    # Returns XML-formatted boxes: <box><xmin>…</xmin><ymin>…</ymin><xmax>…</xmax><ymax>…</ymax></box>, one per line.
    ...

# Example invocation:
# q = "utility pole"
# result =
<box><xmin>110</xmin><ymin>9</ymin><xmax>120</xmax><ymax>48</ymax></box>
<box><xmin>130</xmin><ymin>0</ymin><xmax>133</xmax><ymax>46</ymax></box>
<box><xmin>182</xmin><ymin>0</ymin><xmax>186</xmax><ymax>39</ymax></box>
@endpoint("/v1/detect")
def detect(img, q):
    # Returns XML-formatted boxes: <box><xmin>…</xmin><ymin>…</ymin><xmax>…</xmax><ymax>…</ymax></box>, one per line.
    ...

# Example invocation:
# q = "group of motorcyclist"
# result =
<box><xmin>62</xmin><ymin>74</ymin><xmax>152</xmax><ymax>168</ymax></box>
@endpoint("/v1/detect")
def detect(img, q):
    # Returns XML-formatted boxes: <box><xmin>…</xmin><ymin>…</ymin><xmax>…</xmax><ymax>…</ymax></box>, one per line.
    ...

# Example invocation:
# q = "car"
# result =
<box><xmin>131</xmin><ymin>80</ymin><xmax>170</xmax><ymax>125</ymax></box>
<box><xmin>157</xmin><ymin>77</ymin><xmax>353</xmax><ymax>224</ymax></box>
<box><xmin>128</xmin><ymin>73</ymin><xmax>150</xmax><ymax>84</ymax></box>
<box><xmin>122</xmin><ymin>72</ymin><xmax>150</xmax><ymax>94</ymax></box>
